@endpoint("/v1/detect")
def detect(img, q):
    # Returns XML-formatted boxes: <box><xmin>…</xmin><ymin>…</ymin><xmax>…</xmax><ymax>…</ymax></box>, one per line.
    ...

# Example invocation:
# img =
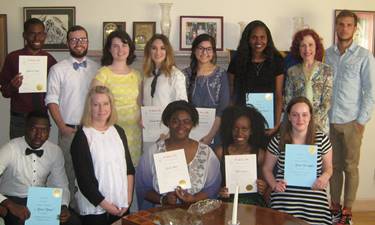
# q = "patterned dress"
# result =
<box><xmin>95</xmin><ymin>66</ymin><xmax>142</xmax><ymax>165</ymax></box>
<box><xmin>267</xmin><ymin>132</ymin><xmax>332</xmax><ymax>225</ymax></box>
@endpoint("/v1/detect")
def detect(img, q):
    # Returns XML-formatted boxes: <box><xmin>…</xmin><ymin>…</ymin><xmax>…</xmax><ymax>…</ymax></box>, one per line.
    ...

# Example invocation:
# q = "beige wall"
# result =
<box><xmin>0</xmin><ymin>0</ymin><xmax>374</xmax><ymax>203</ymax></box>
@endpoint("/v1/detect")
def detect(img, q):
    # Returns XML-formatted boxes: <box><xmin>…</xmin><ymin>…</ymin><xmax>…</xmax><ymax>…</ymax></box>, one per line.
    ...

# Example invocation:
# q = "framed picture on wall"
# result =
<box><xmin>334</xmin><ymin>10</ymin><xmax>375</xmax><ymax>54</ymax></box>
<box><xmin>180</xmin><ymin>16</ymin><xmax>223</xmax><ymax>51</ymax></box>
<box><xmin>103</xmin><ymin>22</ymin><xmax>126</xmax><ymax>48</ymax></box>
<box><xmin>0</xmin><ymin>14</ymin><xmax>7</xmax><ymax>70</ymax></box>
<box><xmin>23</xmin><ymin>7</ymin><xmax>76</xmax><ymax>51</ymax></box>
<box><xmin>133</xmin><ymin>21</ymin><xmax>156</xmax><ymax>50</ymax></box>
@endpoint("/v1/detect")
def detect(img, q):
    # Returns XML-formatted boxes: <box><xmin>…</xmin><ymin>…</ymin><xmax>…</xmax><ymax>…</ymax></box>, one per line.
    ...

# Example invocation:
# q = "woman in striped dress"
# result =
<box><xmin>263</xmin><ymin>96</ymin><xmax>332</xmax><ymax>224</ymax></box>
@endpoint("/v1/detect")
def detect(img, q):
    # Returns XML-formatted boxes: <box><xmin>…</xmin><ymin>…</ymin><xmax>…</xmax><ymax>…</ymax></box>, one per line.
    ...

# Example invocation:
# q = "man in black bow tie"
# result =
<box><xmin>0</xmin><ymin>111</ymin><xmax>80</xmax><ymax>225</ymax></box>
<box><xmin>45</xmin><ymin>25</ymin><xmax>99</xmax><ymax>210</ymax></box>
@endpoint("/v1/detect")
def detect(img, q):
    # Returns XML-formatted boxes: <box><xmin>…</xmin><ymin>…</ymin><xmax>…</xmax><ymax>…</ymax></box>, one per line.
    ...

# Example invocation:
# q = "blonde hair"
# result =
<box><xmin>81</xmin><ymin>86</ymin><xmax>118</xmax><ymax>127</ymax></box>
<box><xmin>143</xmin><ymin>34</ymin><xmax>175</xmax><ymax>77</ymax></box>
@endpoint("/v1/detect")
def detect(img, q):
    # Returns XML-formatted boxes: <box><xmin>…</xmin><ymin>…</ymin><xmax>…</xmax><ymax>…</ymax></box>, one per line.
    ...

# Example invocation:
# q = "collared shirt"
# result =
<box><xmin>0</xmin><ymin>137</ymin><xmax>70</xmax><ymax>206</ymax></box>
<box><xmin>45</xmin><ymin>56</ymin><xmax>99</xmax><ymax>124</ymax></box>
<box><xmin>326</xmin><ymin>42</ymin><xmax>375</xmax><ymax>125</ymax></box>
<box><xmin>0</xmin><ymin>48</ymin><xmax>57</xmax><ymax>113</ymax></box>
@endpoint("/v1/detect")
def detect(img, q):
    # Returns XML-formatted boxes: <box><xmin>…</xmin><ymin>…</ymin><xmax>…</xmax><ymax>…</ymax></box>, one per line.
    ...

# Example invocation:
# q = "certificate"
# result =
<box><xmin>153</xmin><ymin>149</ymin><xmax>192</xmax><ymax>194</ymax></box>
<box><xmin>141</xmin><ymin>106</ymin><xmax>168</xmax><ymax>142</ymax></box>
<box><xmin>284</xmin><ymin>144</ymin><xmax>317</xmax><ymax>187</ymax></box>
<box><xmin>225</xmin><ymin>154</ymin><xmax>257</xmax><ymax>194</ymax></box>
<box><xmin>19</xmin><ymin>56</ymin><xmax>48</xmax><ymax>93</ymax></box>
<box><xmin>246</xmin><ymin>93</ymin><xmax>274</xmax><ymax>128</ymax></box>
<box><xmin>25</xmin><ymin>187</ymin><xmax>62</xmax><ymax>225</ymax></box>
<box><xmin>190</xmin><ymin>108</ymin><xmax>216</xmax><ymax>142</ymax></box>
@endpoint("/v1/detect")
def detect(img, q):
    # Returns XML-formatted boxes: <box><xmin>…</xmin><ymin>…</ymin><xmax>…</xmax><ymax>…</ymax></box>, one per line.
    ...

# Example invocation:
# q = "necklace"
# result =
<box><xmin>253</xmin><ymin>62</ymin><xmax>264</xmax><ymax>76</ymax></box>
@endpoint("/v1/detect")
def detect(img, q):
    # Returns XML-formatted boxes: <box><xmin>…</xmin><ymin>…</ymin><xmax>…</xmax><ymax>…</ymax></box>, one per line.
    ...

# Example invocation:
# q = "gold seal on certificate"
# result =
<box><xmin>36</xmin><ymin>84</ymin><xmax>43</xmax><ymax>91</ymax></box>
<box><xmin>179</xmin><ymin>179</ymin><xmax>187</xmax><ymax>188</ymax></box>
<box><xmin>309</xmin><ymin>146</ymin><xmax>316</xmax><ymax>155</ymax></box>
<box><xmin>52</xmin><ymin>188</ymin><xmax>62</xmax><ymax>198</ymax></box>
<box><xmin>246</xmin><ymin>184</ymin><xmax>253</xmax><ymax>191</ymax></box>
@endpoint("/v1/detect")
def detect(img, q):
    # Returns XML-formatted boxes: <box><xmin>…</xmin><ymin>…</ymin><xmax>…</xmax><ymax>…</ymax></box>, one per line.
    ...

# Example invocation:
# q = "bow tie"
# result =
<box><xmin>73</xmin><ymin>61</ymin><xmax>87</xmax><ymax>70</ymax></box>
<box><xmin>25</xmin><ymin>148</ymin><xmax>44</xmax><ymax>157</ymax></box>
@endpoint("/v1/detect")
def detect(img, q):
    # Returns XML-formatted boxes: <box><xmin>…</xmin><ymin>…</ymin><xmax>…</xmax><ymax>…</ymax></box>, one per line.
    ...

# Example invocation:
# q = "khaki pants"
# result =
<box><xmin>329</xmin><ymin>121</ymin><xmax>364</xmax><ymax>208</ymax></box>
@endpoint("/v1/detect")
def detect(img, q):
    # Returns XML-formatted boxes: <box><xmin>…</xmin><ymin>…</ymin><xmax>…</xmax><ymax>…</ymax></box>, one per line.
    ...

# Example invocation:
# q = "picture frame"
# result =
<box><xmin>133</xmin><ymin>21</ymin><xmax>156</xmax><ymax>50</ymax></box>
<box><xmin>0</xmin><ymin>14</ymin><xmax>7</xmax><ymax>70</ymax></box>
<box><xmin>334</xmin><ymin>10</ymin><xmax>375</xmax><ymax>54</ymax></box>
<box><xmin>23</xmin><ymin>7</ymin><xmax>76</xmax><ymax>51</ymax></box>
<box><xmin>103</xmin><ymin>22</ymin><xmax>126</xmax><ymax>48</ymax></box>
<box><xmin>180</xmin><ymin>16</ymin><xmax>223</xmax><ymax>51</ymax></box>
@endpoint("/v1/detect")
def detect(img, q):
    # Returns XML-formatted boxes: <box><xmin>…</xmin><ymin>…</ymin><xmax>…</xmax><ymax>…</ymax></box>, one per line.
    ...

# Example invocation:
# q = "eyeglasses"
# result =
<box><xmin>197</xmin><ymin>46</ymin><xmax>213</xmax><ymax>54</ymax></box>
<box><xmin>69</xmin><ymin>37</ymin><xmax>88</xmax><ymax>44</ymax></box>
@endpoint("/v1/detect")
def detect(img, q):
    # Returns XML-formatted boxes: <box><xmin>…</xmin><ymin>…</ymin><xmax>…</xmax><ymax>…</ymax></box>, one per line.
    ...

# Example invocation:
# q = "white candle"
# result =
<box><xmin>231</xmin><ymin>185</ymin><xmax>239</xmax><ymax>225</ymax></box>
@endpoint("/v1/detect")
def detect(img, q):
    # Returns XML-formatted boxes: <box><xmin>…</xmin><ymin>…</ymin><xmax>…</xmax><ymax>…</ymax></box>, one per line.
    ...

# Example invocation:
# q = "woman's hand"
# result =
<box><xmin>175</xmin><ymin>187</ymin><xmax>195</xmax><ymax>203</ymax></box>
<box><xmin>200</xmin><ymin>134</ymin><xmax>214</xmax><ymax>145</ymax></box>
<box><xmin>218</xmin><ymin>187</ymin><xmax>230</xmax><ymax>198</ymax></box>
<box><xmin>117</xmin><ymin>207</ymin><xmax>129</xmax><ymax>217</ymax></box>
<box><xmin>165</xmin><ymin>192</ymin><xmax>178</xmax><ymax>205</ymax></box>
<box><xmin>256</xmin><ymin>179</ymin><xmax>268</xmax><ymax>195</ymax></box>
<box><xmin>100</xmin><ymin>199</ymin><xmax>121</xmax><ymax>216</ymax></box>
<box><xmin>273</xmin><ymin>180</ymin><xmax>287</xmax><ymax>192</ymax></box>
<box><xmin>312</xmin><ymin>174</ymin><xmax>330</xmax><ymax>190</ymax></box>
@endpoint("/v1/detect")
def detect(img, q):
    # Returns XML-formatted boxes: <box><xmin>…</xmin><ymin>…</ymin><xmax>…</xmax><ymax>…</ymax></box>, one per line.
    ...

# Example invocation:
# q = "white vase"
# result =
<box><xmin>159</xmin><ymin>3</ymin><xmax>173</xmax><ymax>38</ymax></box>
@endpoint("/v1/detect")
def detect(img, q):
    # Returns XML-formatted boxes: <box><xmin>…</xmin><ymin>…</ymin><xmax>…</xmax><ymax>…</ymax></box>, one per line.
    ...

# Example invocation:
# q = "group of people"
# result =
<box><xmin>0</xmin><ymin>9</ymin><xmax>374</xmax><ymax>225</ymax></box>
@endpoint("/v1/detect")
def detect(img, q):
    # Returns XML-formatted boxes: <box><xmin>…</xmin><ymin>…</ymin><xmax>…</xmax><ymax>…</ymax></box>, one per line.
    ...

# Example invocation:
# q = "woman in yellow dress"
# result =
<box><xmin>92</xmin><ymin>30</ymin><xmax>142</xmax><ymax>165</ymax></box>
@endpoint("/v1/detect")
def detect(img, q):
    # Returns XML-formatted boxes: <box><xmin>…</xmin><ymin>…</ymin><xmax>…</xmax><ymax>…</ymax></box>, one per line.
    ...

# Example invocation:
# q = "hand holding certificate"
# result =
<box><xmin>284</xmin><ymin>144</ymin><xmax>317</xmax><ymax>187</ymax></box>
<box><xmin>19</xmin><ymin>56</ymin><xmax>47</xmax><ymax>93</ymax></box>
<box><xmin>153</xmin><ymin>149</ymin><xmax>192</xmax><ymax>194</ymax></box>
<box><xmin>225</xmin><ymin>154</ymin><xmax>257</xmax><ymax>194</ymax></box>
<box><xmin>25</xmin><ymin>187</ymin><xmax>62</xmax><ymax>225</ymax></box>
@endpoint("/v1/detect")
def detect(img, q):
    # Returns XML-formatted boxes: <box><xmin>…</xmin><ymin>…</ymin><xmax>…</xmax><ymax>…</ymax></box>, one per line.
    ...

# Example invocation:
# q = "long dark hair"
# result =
<box><xmin>220</xmin><ymin>105</ymin><xmax>268</xmax><ymax>155</ymax></box>
<box><xmin>101</xmin><ymin>30</ymin><xmax>136</xmax><ymax>66</ymax></box>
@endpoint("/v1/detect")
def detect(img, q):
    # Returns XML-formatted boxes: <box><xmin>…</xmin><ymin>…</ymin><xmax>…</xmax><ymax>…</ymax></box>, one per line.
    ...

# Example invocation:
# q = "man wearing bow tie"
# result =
<box><xmin>0</xmin><ymin>111</ymin><xmax>80</xmax><ymax>225</ymax></box>
<box><xmin>45</xmin><ymin>25</ymin><xmax>99</xmax><ymax>210</ymax></box>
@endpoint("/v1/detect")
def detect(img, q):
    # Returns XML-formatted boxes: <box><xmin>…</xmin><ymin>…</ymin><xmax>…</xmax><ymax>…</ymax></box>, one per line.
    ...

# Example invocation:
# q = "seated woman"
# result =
<box><xmin>71</xmin><ymin>86</ymin><xmax>135</xmax><ymax>225</ymax></box>
<box><xmin>284</xmin><ymin>28</ymin><xmax>332</xmax><ymax>134</ymax></box>
<box><xmin>215</xmin><ymin>105</ymin><xmax>268</xmax><ymax>206</ymax></box>
<box><xmin>136</xmin><ymin>100</ymin><xmax>221</xmax><ymax>210</ymax></box>
<box><xmin>263</xmin><ymin>96</ymin><xmax>332</xmax><ymax>225</ymax></box>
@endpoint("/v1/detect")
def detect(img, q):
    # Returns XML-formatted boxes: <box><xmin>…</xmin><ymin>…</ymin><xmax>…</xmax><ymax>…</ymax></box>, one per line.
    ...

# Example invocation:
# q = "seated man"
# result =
<box><xmin>0</xmin><ymin>111</ymin><xmax>80</xmax><ymax>225</ymax></box>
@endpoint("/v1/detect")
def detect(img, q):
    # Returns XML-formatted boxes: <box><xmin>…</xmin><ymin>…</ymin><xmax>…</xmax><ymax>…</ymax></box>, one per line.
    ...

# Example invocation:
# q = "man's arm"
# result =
<box><xmin>48</xmin><ymin>103</ymin><xmax>75</xmax><ymax>136</ymax></box>
<box><xmin>0</xmin><ymin>54</ymin><xmax>22</xmax><ymax>98</ymax></box>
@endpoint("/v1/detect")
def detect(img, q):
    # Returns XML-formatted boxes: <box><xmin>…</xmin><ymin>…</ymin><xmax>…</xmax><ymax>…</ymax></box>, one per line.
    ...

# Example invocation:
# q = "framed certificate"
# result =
<box><xmin>153</xmin><ymin>149</ymin><xmax>192</xmax><ymax>194</ymax></box>
<box><xmin>284</xmin><ymin>144</ymin><xmax>317</xmax><ymax>187</ymax></box>
<box><xmin>19</xmin><ymin>56</ymin><xmax>47</xmax><ymax>93</ymax></box>
<box><xmin>246</xmin><ymin>92</ymin><xmax>274</xmax><ymax>128</ymax></box>
<box><xmin>25</xmin><ymin>187</ymin><xmax>62</xmax><ymax>225</ymax></box>
<box><xmin>225</xmin><ymin>154</ymin><xmax>257</xmax><ymax>194</ymax></box>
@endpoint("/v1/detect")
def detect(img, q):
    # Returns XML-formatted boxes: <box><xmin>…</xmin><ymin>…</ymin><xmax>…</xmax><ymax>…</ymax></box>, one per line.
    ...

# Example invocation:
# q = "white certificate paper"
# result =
<box><xmin>153</xmin><ymin>149</ymin><xmax>192</xmax><ymax>194</ymax></box>
<box><xmin>225</xmin><ymin>154</ymin><xmax>257</xmax><ymax>194</ymax></box>
<box><xmin>190</xmin><ymin>108</ymin><xmax>216</xmax><ymax>141</ymax></box>
<box><xmin>19</xmin><ymin>55</ymin><xmax>47</xmax><ymax>93</ymax></box>
<box><xmin>141</xmin><ymin>106</ymin><xmax>168</xmax><ymax>142</ymax></box>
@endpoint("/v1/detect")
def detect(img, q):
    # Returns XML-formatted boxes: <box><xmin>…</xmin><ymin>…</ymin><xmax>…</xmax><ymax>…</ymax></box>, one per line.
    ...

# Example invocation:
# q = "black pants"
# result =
<box><xmin>4</xmin><ymin>196</ymin><xmax>81</xmax><ymax>225</ymax></box>
<box><xmin>80</xmin><ymin>213</ymin><xmax>120</xmax><ymax>225</ymax></box>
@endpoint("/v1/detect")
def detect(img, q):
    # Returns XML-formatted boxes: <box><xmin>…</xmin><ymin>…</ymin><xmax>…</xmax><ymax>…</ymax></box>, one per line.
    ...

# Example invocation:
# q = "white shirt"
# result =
<box><xmin>143</xmin><ymin>66</ymin><xmax>188</xmax><ymax>108</ymax></box>
<box><xmin>0</xmin><ymin>137</ymin><xmax>70</xmax><ymax>206</ymax></box>
<box><xmin>45</xmin><ymin>56</ymin><xmax>100</xmax><ymax>124</ymax></box>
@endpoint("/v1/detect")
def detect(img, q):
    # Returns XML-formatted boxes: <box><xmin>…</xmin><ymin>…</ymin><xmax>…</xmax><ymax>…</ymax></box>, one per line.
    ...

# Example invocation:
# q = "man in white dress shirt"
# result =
<box><xmin>0</xmin><ymin>111</ymin><xmax>80</xmax><ymax>225</ymax></box>
<box><xmin>45</xmin><ymin>25</ymin><xmax>99</xmax><ymax>210</ymax></box>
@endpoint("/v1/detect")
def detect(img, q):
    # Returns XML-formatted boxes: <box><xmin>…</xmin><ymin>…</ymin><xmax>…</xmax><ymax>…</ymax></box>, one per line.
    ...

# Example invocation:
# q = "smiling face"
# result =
<box><xmin>109</xmin><ymin>37</ymin><xmax>129</xmax><ymax>62</ymax></box>
<box><xmin>23</xmin><ymin>23</ymin><xmax>46</xmax><ymax>53</ymax></box>
<box><xmin>232</xmin><ymin>116</ymin><xmax>252</xmax><ymax>145</ymax></box>
<box><xmin>150</xmin><ymin>38</ymin><xmax>166</xmax><ymax>68</ymax></box>
<box><xmin>336</xmin><ymin>16</ymin><xmax>357</xmax><ymax>42</ymax></box>
<box><xmin>68</xmin><ymin>30</ymin><xmax>88</xmax><ymax>59</ymax></box>
<box><xmin>288</xmin><ymin>102</ymin><xmax>311</xmax><ymax>133</ymax></box>
<box><xmin>249</xmin><ymin>26</ymin><xmax>268</xmax><ymax>55</ymax></box>
<box><xmin>194</xmin><ymin>40</ymin><xmax>214</xmax><ymax>65</ymax></box>
<box><xmin>299</xmin><ymin>35</ymin><xmax>316</xmax><ymax>63</ymax></box>
<box><xmin>168</xmin><ymin>110</ymin><xmax>193</xmax><ymax>140</ymax></box>
<box><xmin>91</xmin><ymin>93</ymin><xmax>112</xmax><ymax>124</ymax></box>
<box><xmin>25</xmin><ymin>117</ymin><xmax>50</xmax><ymax>149</ymax></box>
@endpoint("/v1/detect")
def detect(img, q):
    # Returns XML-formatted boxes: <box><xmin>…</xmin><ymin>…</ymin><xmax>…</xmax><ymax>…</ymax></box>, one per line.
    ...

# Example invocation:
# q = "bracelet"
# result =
<box><xmin>159</xmin><ymin>195</ymin><xmax>166</xmax><ymax>206</ymax></box>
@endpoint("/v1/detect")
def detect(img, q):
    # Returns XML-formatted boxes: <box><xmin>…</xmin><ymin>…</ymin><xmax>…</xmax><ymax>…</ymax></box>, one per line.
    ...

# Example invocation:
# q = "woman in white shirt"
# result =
<box><xmin>71</xmin><ymin>86</ymin><xmax>135</xmax><ymax>225</ymax></box>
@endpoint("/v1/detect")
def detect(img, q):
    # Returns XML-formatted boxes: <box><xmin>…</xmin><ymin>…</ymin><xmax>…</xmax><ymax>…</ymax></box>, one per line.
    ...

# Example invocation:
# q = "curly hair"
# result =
<box><xmin>220</xmin><ymin>105</ymin><xmax>268</xmax><ymax>154</ymax></box>
<box><xmin>143</xmin><ymin>34</ymin><xmax>176</xmax><ymax>77</ymax></box>
<box><xmin>161</xmin><ymin>100</ymin><xmax>199</xmax><ymax>127</ymax></box>
<box><xmin>101</xmin><ymin>30</ymin><xmax>136</xmax><ymax>66</ymax></box>
<box><xmin>290</xmin><ymin>28</ymin><xmax>324</xmax><ymax>62</ymax></box>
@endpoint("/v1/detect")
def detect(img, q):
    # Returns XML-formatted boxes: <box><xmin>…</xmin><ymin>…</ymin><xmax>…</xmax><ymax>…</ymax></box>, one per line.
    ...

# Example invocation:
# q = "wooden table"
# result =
<box><xmin>113</xmin><ymin>203</ymin><xmax>309</xmax><ymax>225</ymax></box>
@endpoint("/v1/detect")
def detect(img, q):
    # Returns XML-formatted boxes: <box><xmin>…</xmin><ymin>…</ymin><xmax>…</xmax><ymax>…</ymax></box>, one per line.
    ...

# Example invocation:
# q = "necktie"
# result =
<box><xmin>150</xmin><ymin>69</ymin><xmax>161</xmax><ymax>98</ymax></box>
<box><xmin>25</xmin><ymin>148</ymin><xmax>44</xmax><ymax>157</ymax></box>
<box><xmin>73</xmin><ymin>61</ymin><xmax>87</xmax><ymax>70</ymax></box>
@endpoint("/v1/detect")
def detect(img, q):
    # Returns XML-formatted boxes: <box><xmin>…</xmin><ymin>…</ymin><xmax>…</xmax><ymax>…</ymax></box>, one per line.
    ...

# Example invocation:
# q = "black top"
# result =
<box><xmin>70</xmin><ymin>124</ymin><xmax>135</xmax><ymax>206</ymax></box>
<box><xmin>228</xmin><ymin>53</ymin><xmax>284</xmax><ymax>105</ymax></box>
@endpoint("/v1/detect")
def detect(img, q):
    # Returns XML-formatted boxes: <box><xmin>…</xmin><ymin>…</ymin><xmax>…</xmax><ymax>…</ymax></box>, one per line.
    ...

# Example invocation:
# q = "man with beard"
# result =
<box><xmin>45</xmin><ymin>25</ymin><xmax>99</xmax><ymax>210</ymax></box>
<box><xmin>0</xmin><ymin>18</ymin><xmax>57</xmax><ymax>139</ymax></box>
<box><xmin>326</xmin><ymin>10</ymin><xmax>375</xmax><ymax>225</ymax></box>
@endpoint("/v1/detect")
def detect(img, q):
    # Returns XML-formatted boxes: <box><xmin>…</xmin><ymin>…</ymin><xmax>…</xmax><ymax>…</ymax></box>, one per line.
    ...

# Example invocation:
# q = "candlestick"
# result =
<box><xmin>231</xmin><ymin>185</ymin><xmax>239</xmax><ymax>225</ymax></box>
